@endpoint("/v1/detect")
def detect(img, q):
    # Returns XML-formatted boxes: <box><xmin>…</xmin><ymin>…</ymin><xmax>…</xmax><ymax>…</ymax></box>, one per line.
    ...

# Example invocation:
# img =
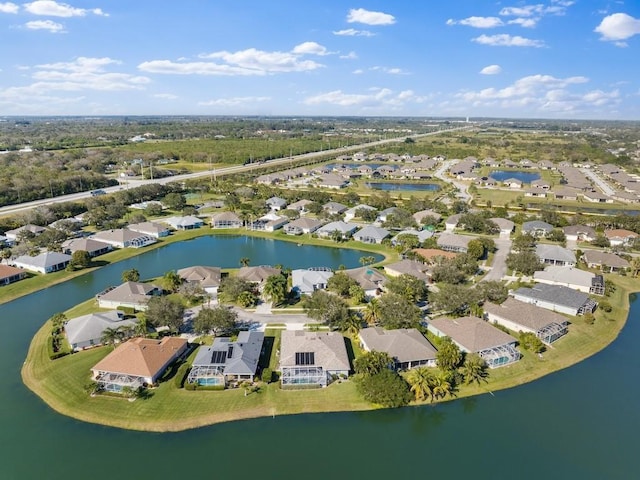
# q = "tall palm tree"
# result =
<box><xmin>363</xmin><ymin>298</ymin><xmax>381</xmax><ymax>326</ymax></box>
<box><xmin>263</xmin><ymin>274</ymin><xmax>287</xmax><ymax>306</ymax></box>
<box><xmin>406</xmin><ymin>367</ymin><xmax>435</xmax><ymax>402</ymax></box>
<box><xmin>239</xmin><ymin>257</ymin><xmax>251</xmax><ymax>267</ymax></box>
<box><xmin>460</xmin><ymin>353</ymin><xmax>488</xmax><ymax>385</ymax></box>
<box><xmin>101</xmin><ymin>327</ymin><xmax>121</xmax><ymax>347</ymax></box>
<box><xmin>342</xmin><ymin>313</ymin><xmax>363</xmax><ymax>336</ymax></box>
<box><xmin>432</xmin><ymin>371</ymin><xmax>454</xmax><ymax>400</ymax></box>
<box><xmin>162</xmin><ymin>270</ymin><xmax>182</xmax><ymax>293</ymax></box>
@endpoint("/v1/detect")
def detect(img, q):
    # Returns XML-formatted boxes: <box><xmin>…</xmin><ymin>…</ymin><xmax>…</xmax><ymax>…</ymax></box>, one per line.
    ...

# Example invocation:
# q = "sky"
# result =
<box><xmin>0</xmin><ymin>1</ymin><xmax>639</xmax><ymax>119</ymax></box>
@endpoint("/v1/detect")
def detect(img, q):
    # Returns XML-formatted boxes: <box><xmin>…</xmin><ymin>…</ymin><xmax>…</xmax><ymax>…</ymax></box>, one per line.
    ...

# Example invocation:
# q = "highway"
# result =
<box><xmin>0</xmin><ymin>124</ymin><xmax>474</xmax><ymax>216</ymax></box>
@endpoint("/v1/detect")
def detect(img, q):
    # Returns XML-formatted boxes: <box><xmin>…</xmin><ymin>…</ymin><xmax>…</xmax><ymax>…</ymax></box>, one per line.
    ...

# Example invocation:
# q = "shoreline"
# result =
<box><xmin>21</xmin><ymin>273</ymin><xmax>636</xmax><ymax>432</ymax></box>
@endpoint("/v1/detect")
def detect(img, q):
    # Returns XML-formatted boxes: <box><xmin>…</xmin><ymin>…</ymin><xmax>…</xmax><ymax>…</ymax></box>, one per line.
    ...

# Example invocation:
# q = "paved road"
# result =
<box><xmin>481</xmin><ymin>236</ymin><xmax>512</xmax><ymax>282</ymax></box>
<box><xmin>580</xmin><ymin>168</ymin><xmax>615</xmax><ymax>196</ymax></box>
<box><xmin>0</xmin><ymin>125</ymin><xmax>475</xmax><ymax>217</ymax></box>
<box><xmin>434</xmin><ymin>159</ymin><xmax>472</xmax><ymax>204</ymax></box>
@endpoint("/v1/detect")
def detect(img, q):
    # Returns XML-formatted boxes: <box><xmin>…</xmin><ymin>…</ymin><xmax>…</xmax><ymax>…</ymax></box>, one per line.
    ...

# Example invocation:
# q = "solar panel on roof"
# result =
<box><xmin>211</xmin><ymin>350</ymin><xmax>227</xmax><ymax>364</ymax></box>
<box><xmin>295</xmin><ymin>352</ymin><xmax>315</xmax><ymax>365</ymax></box>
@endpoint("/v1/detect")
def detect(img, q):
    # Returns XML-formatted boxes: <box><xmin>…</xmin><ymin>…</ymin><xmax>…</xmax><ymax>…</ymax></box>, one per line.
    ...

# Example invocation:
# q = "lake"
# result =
<box><xmin>366</xmin><ymin>182</ymin><xmax>441</xmax><ymax>192</ymax></box>
<box><xmin>1</xmin><ymin>235</ymin><xmax>638</xmax><ymax>479</ymax></box>
<box><xmin>490</xmin><ymin>170</ymin><xmax>541</xmax><ymax>183</ymax></box>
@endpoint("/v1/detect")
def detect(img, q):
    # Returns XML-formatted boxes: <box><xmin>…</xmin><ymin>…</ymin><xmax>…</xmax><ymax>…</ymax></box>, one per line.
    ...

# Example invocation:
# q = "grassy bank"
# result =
<box><xmin>21</xmin><ymin>275</ymin><xmax>636</xmax><ymax>432</ymax></box>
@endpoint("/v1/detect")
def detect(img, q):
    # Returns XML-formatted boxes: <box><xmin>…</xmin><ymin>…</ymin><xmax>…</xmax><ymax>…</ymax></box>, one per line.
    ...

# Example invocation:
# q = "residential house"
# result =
<box><xmin>444</xmin><ymin>213</ymin><xmax>462</xmax><ymax>231</ymax></box>
<box><xmin>524</xmin><ymin>188</ymin><xmax>548</xmax><ymax>198</ymax></box>
<box><xmin>512</xmin><ymin>283</ymin><xmax>598</xmax><ymax>316</ymax></box>
<box><xmin>316</xmin><ymin>221</ymin><xmax>358</xmax><ymax>240</ymax></box>
<box><xmin>391</xmin><ymin>229</ymin><xmax>434</xmax><ymax>246</ymax></box>
<box><xmin>249</xmin><ymin>213</ymin><xmax>288</xmax><ymax>232</ymax></box>
<box><xmin>384</xmin><ymin>259</ymin><xmax>430</xmax><ymax>282</ymax></box>
<box><xmin>0</xmin><ymin>265</ymin><xmax>26</xmax><ymax>285</ymax></box>
<box><xmin>210</xmin><ymin>211</ymin><xmax>243</xmax><ymax>229</ymax></box>
<box><xmin>562</xmin><ymin>225</ymin><xmax>597</xmax><ymax>242</ymax></box>
<box><xmin>177</xmin><ymin>265</ymin><xmax>222</xmax><ymax>294</ymax></box>
<box><xmin>91</xmin><ymin>337</ymin><xmax>188</xmax><ymax>392</ymax></box>
<box><xmin>531</xmin><ymin>179</ymin><xmax>552</xmax><ymax>190</ymax></box>
<box><xmin>266</xmin><ymin>196</ymin><xmax>287</xmax><ymax>211</ymax></box>
<box><xmin>317</xmin><ymin>173</ymin><xmax>349</xmax><ymax>189</ymax></box>
<box><xmin>284</xmin><ymin>218</ymin><xmax>324</xmax><ymax>235</ymax></box>
<box><xmin>323</xmin><ymin>202</ymin><xmax>348</xmax><ymax>216</ymax></box>
<box><xmin>412</xmin><ymin>209</ymin><xmax>442</xmax><ymax>226</ymax></box>
<box><xmin>552</xmin><ymin>187</ymin><xmax>579</xmax><ymax>201</ymax></box>
<box><xmin>62</xmin><ymin>238</ymin><xmax>112</xmax><ymax>257</ymax></box>
<box><xmin>411</xmin><ymin>248</ymin><xmax>458</xmax><ymax>263</ymax></box>
<box><xmin>503</xmin><ymin>178</ymin><xmax>523</xmax><ymax>189</ymax></box>
<box><xmin>483</xmin><ymin>298</ymin><xmax>568</xmax><ymax>344</ymax></box>
<box><xmin>4</xmin><ymin>224</ymin><xmax>47</xmax><ymax>242</ymax></box>
<box><xmin>604</xmin><ymin>229</ymin><xmax>638</xmax><ymax>247</ymax></box>
<box><xmin>535</xmin><ymin>244</ymin><xmax>576</xmax><ymax>267</ymax></box>
<box><xmin>427</xmin><ymin>316</ymin><xmax>520</xmax><ymax>368</ymax></box>
<box><xmin>288</xmin><ymin>199</ymin><xmax>313</xmax><ymax>214</ymax></box>
<box><xmin>522</xmin><ymin>221</ymin><xmax>554</xmax><ymax>237</ymax></box>
<box><xmin>162</xmin><ymin>216</ymin><xmax>204</xmax><ymax>230</ymax></box>
<box><xmin>92</xmin><ymin>228</ymin><xmax>157</xmax><ymax>248</ymax></box>
<box><xmin>291</xmin><ymin>268</ymin><xmax>333</xmax><ymax>296</ymax></box>
<box><xmin>128</xmin><ymin>221</ymin><xmax>170</xmax><ymax>238</ymax></box>
<box><xmin>359</xmin><ymin>327</ymin><xmax>437</xmax><ymax>370</ymax></box>
<box><xmin>343</xmin><ymin>266</ymin><xmax>387</xmax><ymax>298</ymax></box>
<box><xmin>237</xmin><ymin>266</ymin><xmax>281</xmax><ymax>286</ymax></box>
<box><xmin>490</xmin><ymin>218</ymin><xmax>515</xmax><ymax>236</ymax></box>
<box><xmin>353</xmin><ymin>225</ymin><xmax>390</xmax><ymax>244</ymax></box>
<box><xmin>187</xmin><ymin>331</ymin><xmax>265</xmax><ymax>386</ymax></box>
<box><xmin>344</xmin><ymin>204</ymin><xmax>376</xmax><ymax>222</ymax></box>
<box><xmin>12</xmin><ymin>252</ymin><xmax>71</xmax><ymax>274</ymax></box>
<box><xmin>582</xmin><ymin>250</ymin><xmax>630</xmax><ymax>272</ymax></box>
<box><xmin>96</xmin><ymin>281</ymin><xmax>161</xmax><ymax>311</ymax></box>
<box><xmin>436</xmin><ymin>232</ymin><xmax>471</xmax><ymax>253</ymax></box>
<box><xmin>534</xmin><ymin>266</ymin><xmax>604</xmax><ymax>295</ymax></box>
<box><xmin>279</xmin><ymin>331</ymin><xmax>350</xmax><ymax>387</ymax></box>
<box><xmin>377</xmin><ymin>207</ymin><xmax>401</xmax><ymax>223</ymax></box>
<box><xmin>65</xmin><ymin>310</ymin><xmax>135</xmax><ymax>351</ymax></box>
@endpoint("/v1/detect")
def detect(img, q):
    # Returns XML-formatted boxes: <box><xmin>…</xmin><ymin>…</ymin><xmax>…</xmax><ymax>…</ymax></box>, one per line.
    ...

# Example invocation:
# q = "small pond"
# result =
<box><xmin>366</xmin><ymin>182</ymin><xmax>441</xmax><ymax>192</ymax></box>
<box><xmin>489</xmin><ymin>170</ymin><xmax>541</xmax><ymax>183</ymax></box>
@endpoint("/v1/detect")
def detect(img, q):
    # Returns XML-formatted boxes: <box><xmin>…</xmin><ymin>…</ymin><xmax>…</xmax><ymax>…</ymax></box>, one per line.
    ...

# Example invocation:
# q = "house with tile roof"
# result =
<box><xmin>91</xmin><ymin>337</ymin><xmax>188</xmax><ymax>392</ymax></box>
<box><xmin>0</xmin><ymin>265</ymin><xmax>26</xmax><ymax>285</ymax></box>
<box><xmin>359</xmin><ymin>327</ymin><xmax>438</xmax><ymax>370</ymax></box>
<box><xmin>604</xmin><ymin>229</ymin><xmax>638</xmax><ymax>247</ymax></box>
<box><xmin>384</xmin><ymin>259</ymin><xmax>431</xmax><ymax>282</ymax></box>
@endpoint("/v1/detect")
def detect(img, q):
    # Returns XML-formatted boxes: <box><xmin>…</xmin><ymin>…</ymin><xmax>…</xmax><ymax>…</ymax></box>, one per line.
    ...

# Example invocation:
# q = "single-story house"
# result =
<box><xmin>583</xmin><ymin>190</ymin><xmax>613</xmax><ymax>203</ymax></box>
<box><xmin>288</xmin><ymin>199</ymin><xmax>313</xmax><ymax>214</ymax></box>
<box><xmin>353</xmin><ymin>225</ymin><xmax>390</xmax><ymax>244</ymax></box>
<box><xmin>249</xmin><ymin>213</ymin><xmax>288</xmax><ymax>232</ymax></box>
<box><xmin>284</xmin><ymin>217</ymin><xmax>324</xmax><ymax>235</ymax></box>
<box><xmin>604</xmin><ymin>229</ymin><xmax>638</xmax><ymax>247</ymax></box>
<box><xmin>376</xmin><ymin>207</ymin><xmax>402</xmax><ymax>223</ymax></box>
<box><xmin>343</xmin><ymin>266</ymin><xmax>387</xmax><ymax>297</ymax></box>
<box><xmin>177</xmin><ymin>265</ymin><xmax>222</xmax><ymax>294</ymax></box>
<box><xmin>127</xmin><ymin>221</ymin><xmax>170</xmax><ymax>238</ymax></box>
<box><xmin>359</xmin><ymin>327</ymin><xmax>438</xmax><ymax>370</ymax></box>
<box><xmin>412</xmin><ymin>209</ymin><xmax>442</xmax><ymax>226</ymax></box>
<box><xmin>531</xmin><ymin>179</ymin><xmax>551</xmax><ymax>190</ymax></box>
<box><xmin>436</xmin><ymin>232</ymin><xmax>472</xmax><ymax>253</ymax></box>
<box><xmin>92</xmin><ymin>228</ymin><xmax>157</xmax><ymax>249</ymax></box>
<box><xmin>12</xmin><ymin>252</ymin><xmax>72</xmax><ymax>274</ymax></box>
<box><xmin>552</xmin><ymin>187</ymin><xmax>579</xmax><ymax>201</ymax></box>
<box><xmin>4</xmin><ymin>224</ymin><xmax>47</xmax><ymax>242</ymax></box>
<box><xmin>279</xmin><ymin>331</ymin><xmax>350</xmax><ymax>387</ymax></box>
<box><xmin>384</xmin><ymin>259</ymin><xmax>430</xmax><ymax>282</ymax></box>
<box><xmin>291</xmin><ymin>268</ymin><xmax>334</xmax><ymax>296</ymax></box>
<box><xmin>391</xmin><ymin>229</ymin><xmax>434</xmax><ymax>246</ymax></box>
<box><xmin>533</xmin><ymin>266</ymin><xmax>604</xmax><ymax>295</ymax></box>
<box><xmin>96</xmin><ymin>281</ymin><xmax>161</xmax><ymax>311</ymax></box>
<box><xmin>0</xmin><ymin>265</ymin><xmax>26</xmax><ymax>285</ymax></box>
<box><xmin>503</xmin><ymin>178</ymin><xmax>523</xmax><ymax>189</ymax></box>
<box><xmin>535</xmin><ymin>244</ymin><xmax>576</xmax><ymax>267</ymax></box>
<box><xmin>210</xmin><ymin>211</ymin><xmax>243</xmax><ymax>229</ymax></box>
<box><xmin>522</xmin><ymin>221</ymin><xmax>554</xmax><ymax>237</ymax></box>
<box><xmin>237</xmin><ymin>265</ymin><xmax>281</xmax><ymax>285</ymax></box>
<box><xmin>444</xmin><ymin>213</ymin><xmax>462</xmax><ymax>232</ymax></box>
<box><xmin>344</xmin><ymin>204</ymin><xmax>377</xmax><ymax>222</ymax></box>
<box><xmin>162</xmin><ymin>215</ymin><xmax>204</xmax><ymax>230</ymax></box>
<box><xmin>266</xmin><ymin>196</ymin><xmax>287</xmax><ymax>211</ymax></box>
<box><xmin>484</xmin><ymin>298</ymin><xmax>568</xmax><ymax>344</ymax></box>
<box><xmin>490</xmin><ymin>218</ymin><xmax>515</xmax><ymax>236</ymax></box>
<box><xmin>512</xmin><ymin>283</ymin><xmax>598</xmax><ymax>316</ymax></box>
<box><xmin>323</xmin><ymin>202</ymin><xmax>348</xmax><ymax>215</ymax></box>
<box><xmin>317</xmin><ymin>174</ymin><xmax>349</xmax><ymax>189</ymax></box>
<box><xmin>524</xmin><ymin>188</ymin><xmax>548</xmax><ymax>198</ymax></box>
<box><xmin>316</xmin><ymin>221</ymin><xmax>358</xmax><ymax>240</ymax></box>
<box><xmin>582</xmin><ymin>250</ymin><xmax>630</xmax><ymax>272</ymax></box>
<box><xmin>187</xmin><ymin>331</ymin><xmax>265</xmax><ymax>386</ymax></box>
<box><xmin>562</xmin><ymin>225</ymin><xmax>597</xmax><ymax>242</ymax></box>
<box><xmin>91</xmin><ymin>337</ymin><xmax>188</xmax><ymax>392</ymax></box>
<box><xmin>427</xmin><ymin>316</ymin><xmax>520</xmax><ymax>368</ymax></box>
<box><xmin>411</xmin><ymin>248</ymin><xmax>458</xmax><ymax>263</ymax></box>
<box><xmin>62</xmin><ymin>238</ymin><xmax>112</xmax><ymax>257</ymax></box>
<box><xmin>65</xmin><ymin>310</ymin><xmax>136</xmax><ymax>351</ymax></box>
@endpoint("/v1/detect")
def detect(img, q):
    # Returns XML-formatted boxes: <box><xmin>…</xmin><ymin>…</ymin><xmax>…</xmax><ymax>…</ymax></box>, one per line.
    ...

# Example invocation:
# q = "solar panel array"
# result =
<box><xmin>211</xmin><ymin>350</ymin><xmax>227</xmax><ymax>364</ymax></box>
<box><xmin>295</xmin><ymin>352</ymin><xmax>315</xmax><ymax>365</ymax></box>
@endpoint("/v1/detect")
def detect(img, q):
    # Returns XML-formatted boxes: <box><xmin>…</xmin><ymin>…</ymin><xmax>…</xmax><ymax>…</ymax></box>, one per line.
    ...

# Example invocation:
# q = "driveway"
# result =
<box><xmin>481</xmin><ymin>237</ymin><xmax>512</xmax><ymax>282</ymax></box>
<box><xmin>434</xmin><ymin>159</ymin><xmax>472</xmax><ymax>204</ymax></box>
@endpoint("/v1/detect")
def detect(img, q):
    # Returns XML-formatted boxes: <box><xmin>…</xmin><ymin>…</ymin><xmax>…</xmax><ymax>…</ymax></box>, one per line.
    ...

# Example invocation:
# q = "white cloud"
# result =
<box><xmin>333</xmin><ymin>28</ymin><xmax>374</xmax><ymax>37</ymax></box>
<box><xmin>153</xmin><ymin>93</ymin><xmax>178</xmax><ymax>100</ymax></box>
<box><xmin>447</xmin><ymin>16</ymin><xmax>504</xmax><ymax>28</ymax></box>
<box><xmin>303</xmin><ymin>88</ymin><xmax>425</xmax><ymax>109</ymax></box>
<box><xmin>0</xmin><ymin>2</ymin><xmax>19</xmax><ymax>14</ymax></box>
<box><xmin>500</xmin><ymin>1</ymin><xmax>573</xmax><ymax>19</ymax></box>
<box><xmin>370</xmin><ymin>66</ymin><xmax>409</xmax><ymax>75</ymax></box>
<box><xmin>347</xmin><ymin>8</ymin><xmax>395</xmax><ymax>26</ymax></box>
<box><xmin>198</xmin><ymin>96</ymin><xmax>271</xmax><ymax>107</ymax></box>
<box><xmin>140</xmin><ymin>45</ymin><xmax>325</xmax><ymax>76</ymax></box>
<box><xmin>595</xmin><ymin>13</ymin><xmax>640</xmax><ymax>43</ymax></box>
<box><xmin>25</xmin><ymin>19</ymin><xmax>65</xmax><ymax>32</ymax></box>
<box><xmin>339</xmin><ymin>51</ymin><xmax>358</xmax><ymax>60</ymax></box>
<box><xmin>292</xmin><ymin>41</ymin><xmax>330</xmax><ymax>56</ymax></box>
<box><xmin>472</xmin><ymin>34</ymin><xmax>545</xmax><ymax>47</ymax></box>
<box><xmin>508</xmin><ymin>17</ymin><xmax>538</xmax><ymax>28</ymax></box>
<box><xmin>23</xmin><ymin>1</ymin><xmax>108</xmax><ymax>17</ymax></box>
<box><xmin>352</xmin><ymin>69</ymin><xmax>364</xmax><ymax>74</ymax></box>
<box><xmin>480</xmin><ymin>64</ymin><xmax>502</xmax><ymax>75</ymax></box>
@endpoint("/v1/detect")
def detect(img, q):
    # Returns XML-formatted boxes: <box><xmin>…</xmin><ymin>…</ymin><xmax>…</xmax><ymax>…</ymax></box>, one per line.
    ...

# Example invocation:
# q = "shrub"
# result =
<box><xmin>599</xmin><ymin>301</ymin><xmax>613</xmax><ymax>313</ymax></box>
<box><xmin>583</xmin><ymin>312</ymin><xmax>596</xmax><ymax>325</ymax></box>
<box><xmin>174</xmin><ymin>364</ymin><xmax>190</xmax><ymax>389</ymax></box>
<box><xmin>184</xmin><ymin>382</ymin><xmax>197</xmax><ymax>391</ymax></box>
<box><xmin>261</xmin><ymin>368</ymin><xmax>273</xmax><ymax>383</ymax></box>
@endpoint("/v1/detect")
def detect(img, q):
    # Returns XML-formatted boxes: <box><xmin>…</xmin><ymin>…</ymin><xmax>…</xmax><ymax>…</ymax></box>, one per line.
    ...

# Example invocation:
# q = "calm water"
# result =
<box><xmin>366</xmin><ymin>182</ymin><xmax>441</xmax><ymax>191</ymax></box>
<box><xmin>490</xmin><ymin>170</ymin><xmax>541</xmax><ymax>183</ymax></box>
<box><xmin>1</xmin><ymin>236</ymin><xmax>639</xmax><ymax>479</ymax></box>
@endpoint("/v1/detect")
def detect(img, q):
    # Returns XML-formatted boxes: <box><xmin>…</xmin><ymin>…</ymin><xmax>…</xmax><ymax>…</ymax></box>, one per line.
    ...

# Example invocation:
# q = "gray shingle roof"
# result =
<box><xmin>533</xmin><ymin>266</ymin><xmax>594</xmax><ymax>289</ymax></box>
<box><xmin>280</xmin><ymin>331</ymin><xmax>350</xmax><ymax>372</ymax></box>
<box><xmin>535</xmin><ymin>244</ymin><xmax>576</xmax><ymax>263</ymax></box>
<box><xmin>192</xmin><ymin>331</ymin><xmax>264</xmax><ymax>376</ymax></box>
<box><xmin>483</xmin><ymin>298</ymin><xmax>568</xmax><ymax>332</ymax></box>
<box><xmin>359</xmin><ymin>327</ymin><xmax>437</xmax><ymax>364</ymax></box>
<box><xmin>428</xmin><ymin>316</ymin><xmax>516</xmax><ymax>352</ymax></box>
<box><xmin>512</xmin><ymin>283</ymin><xmax>591</xmax><ymax>310</ymax></box>
<box><xmin>65</xmin><ymin>310</ymin><xmax>135</xmax><ymax>347</ymax></box>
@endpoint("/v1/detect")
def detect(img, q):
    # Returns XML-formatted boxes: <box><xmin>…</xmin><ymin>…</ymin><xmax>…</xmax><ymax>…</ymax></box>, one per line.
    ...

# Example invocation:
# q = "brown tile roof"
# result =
<box><xmin>92</xmin><ymin>337</ymin><xmax>187</xmax><ymax>378</ymax></box>
<box><xmin>412</xmin><ymin>248</ymin><xmax>457</xmax><ymax>261</ymax></box>
<box><xmin>0</xmin><ymin>264</ymin><xmax>25</xmax><ymax>280</ymax></box>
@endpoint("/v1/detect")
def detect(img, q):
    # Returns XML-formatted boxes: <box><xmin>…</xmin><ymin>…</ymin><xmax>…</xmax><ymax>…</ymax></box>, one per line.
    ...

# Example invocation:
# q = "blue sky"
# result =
<box><xmin>0</xmin><ymin>1</ymin><xmax>639</xmax><ymax>119</ymax></box>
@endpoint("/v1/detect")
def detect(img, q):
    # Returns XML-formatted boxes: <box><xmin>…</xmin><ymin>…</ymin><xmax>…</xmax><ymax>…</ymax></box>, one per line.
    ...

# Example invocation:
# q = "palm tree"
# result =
<box><xmin>359</xmin><ymin>255</ymin><xmax>376</xmax><ymax>267</ymax></box>
<box><xmin>432</xmin><ymin>371</ymin><xmax>454</xmax><ymax>400</ymax></box>
<box><xmin>263</xmin><ymin>274</ymin><xmax>287</xmax><ymax>306</ymax></box>
<box><xmin>342</xmin><ymin>313</ymin><xmax>363</xmax><ymax>336</ymax></box>
<box><xmin>406</xmin><ymin>367</ymin><xmax>435</xmax><ymax>402</ymax></box>
<box><xmin>631</xmin><ymin>256</ymin><xmax>640</xmax><ymax>278</ymax></box>
<box><xmin>460</xmin><ymin>353</ymin><xmax>488</xmax><ymax>385</ymax></box>
<box><xmin>162</xmin><ymin>270</ymin><xmax>182</xmax><ymax>293</ymax></box>
<box><xmin>363</xmin><ymin>298</ymin><xmax>381</xmax><ymax>325</ymax></box>
<box><xmin>101</xmin><ymin>327</ymin><xmax>121</xmax><ymax>347</ymax></box>
<box><xmin>239</xmin><ymin>257</ymin><xmax>251</xmax><ymax>267</ymax></box>
<box><xmin>1</xmin><ymin>248</ymin><xmax>12</xmax><ymax>264</ymax></box>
